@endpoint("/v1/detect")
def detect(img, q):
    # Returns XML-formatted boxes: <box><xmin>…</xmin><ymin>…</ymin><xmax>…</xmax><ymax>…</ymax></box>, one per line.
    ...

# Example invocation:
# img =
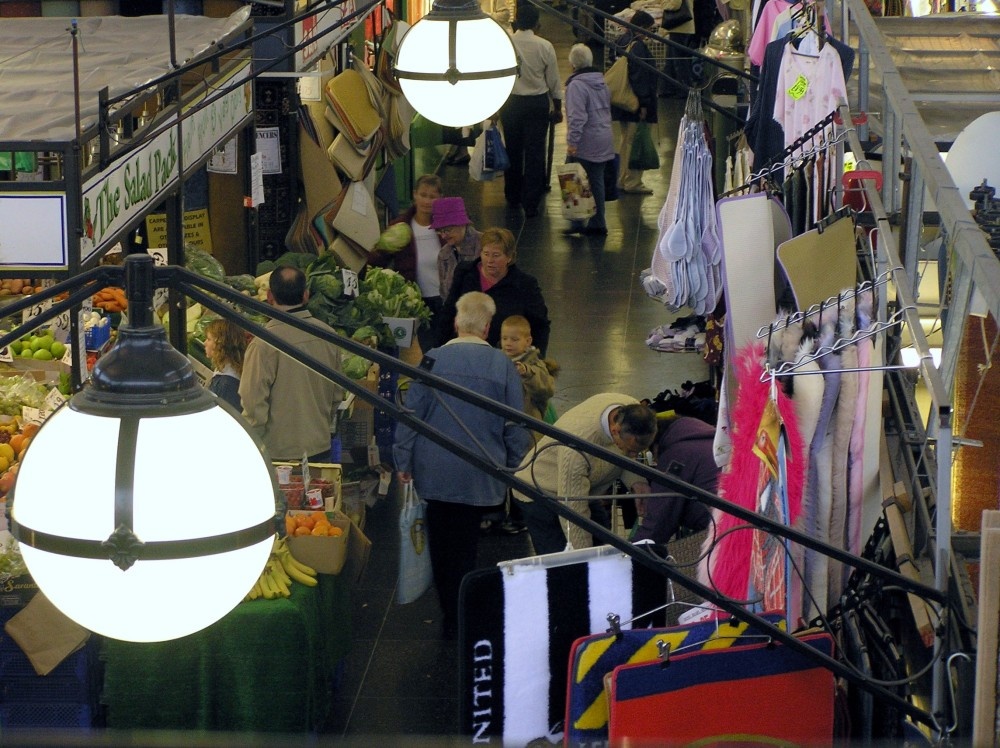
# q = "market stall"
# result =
<box><xmin>101</xmin><ymin>572</ymin><xmax>351</xmax><ymax>732</ymax></box>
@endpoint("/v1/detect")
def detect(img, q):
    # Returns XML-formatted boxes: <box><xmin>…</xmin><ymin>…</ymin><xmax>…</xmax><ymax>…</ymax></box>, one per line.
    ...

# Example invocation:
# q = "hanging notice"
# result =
<box><xmin>208</xmin><ymin>137</ymin><xmax>238</xmax><ymax>175</ymax></box>
<box><xmin>255</xmin><ymin>127</ymin><xmax>282</xmax><ymax>175</ymax></box>
<box><xmin>250</xmin><ymin>153</ymin><xmax>265</xmax><ymax>207</ymax></box>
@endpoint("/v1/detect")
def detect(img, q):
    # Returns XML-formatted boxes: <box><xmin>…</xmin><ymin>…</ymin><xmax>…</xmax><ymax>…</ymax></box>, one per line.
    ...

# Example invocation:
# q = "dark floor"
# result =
<box><xmin>325</xmin><ymin>13</ymin><xmax>709</xmax><ymax>740</ymax></box>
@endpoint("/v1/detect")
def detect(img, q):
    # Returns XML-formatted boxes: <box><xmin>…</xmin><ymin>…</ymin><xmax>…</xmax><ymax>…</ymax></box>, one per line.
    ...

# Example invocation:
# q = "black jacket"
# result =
<box><xmin>437</xmin><ymin>260</ymin><xmax>551</xmax><ymax>355</ymax></box>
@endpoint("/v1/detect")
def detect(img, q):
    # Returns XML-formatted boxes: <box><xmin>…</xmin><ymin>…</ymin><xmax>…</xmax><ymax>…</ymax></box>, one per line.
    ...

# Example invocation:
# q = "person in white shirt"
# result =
<box><xmin>500</xmin><ymin>4</ymin><xmax>562</xmax><ymax>218</ymax></box>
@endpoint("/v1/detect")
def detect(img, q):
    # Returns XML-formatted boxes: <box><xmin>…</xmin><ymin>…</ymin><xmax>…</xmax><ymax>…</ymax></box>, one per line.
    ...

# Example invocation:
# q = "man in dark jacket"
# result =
<box><xmin>632</xmin><ymin>415</ymin><xmax>716</xmax><ymax>543</ymax></box>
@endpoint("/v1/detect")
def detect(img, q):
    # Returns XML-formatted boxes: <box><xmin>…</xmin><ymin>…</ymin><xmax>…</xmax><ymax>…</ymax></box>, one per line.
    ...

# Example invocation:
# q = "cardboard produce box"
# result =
<box><xmin>286</xmin><ymin>509</ymin><xmax>370</xmax><ymax>582</ymax></box>
<box><xmin>286</xmin><ymin>510</ymin><xmax>350</xmax><ymax>575</ymax></box>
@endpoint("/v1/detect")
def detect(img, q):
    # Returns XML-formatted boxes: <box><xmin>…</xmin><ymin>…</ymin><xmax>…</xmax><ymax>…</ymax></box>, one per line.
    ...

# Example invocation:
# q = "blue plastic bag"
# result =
<box><xmin>484</xmin><ymin>125</ymin><xmax>511</xmax><ymax>172</ymax></box>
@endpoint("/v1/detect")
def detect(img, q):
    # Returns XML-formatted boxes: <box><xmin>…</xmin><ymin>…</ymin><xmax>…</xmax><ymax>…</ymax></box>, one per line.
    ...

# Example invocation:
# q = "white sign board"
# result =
<box><xmin>0</xmin><ymin>193</ymin><xmax>69</xmax><ymax>269</ymax></box>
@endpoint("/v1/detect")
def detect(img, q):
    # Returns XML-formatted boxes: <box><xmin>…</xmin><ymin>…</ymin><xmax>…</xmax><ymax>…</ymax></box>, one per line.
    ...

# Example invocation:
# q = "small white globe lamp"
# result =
<box><xmin>394</xmin><ymin>0</ymin><xmax>518</xmax><ymax>128</ymax></box>
<box><xmin>10</xmin><ymin>254</ymin><xmax>276</xmax><ymax>642</ymax></box>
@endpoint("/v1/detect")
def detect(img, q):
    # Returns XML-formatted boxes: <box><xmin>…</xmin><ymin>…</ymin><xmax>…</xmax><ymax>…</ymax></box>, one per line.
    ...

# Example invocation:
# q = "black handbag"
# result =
<box><xmin>661</xmin><ymin>0</ymin><xmax>693</xmax><ymax>30</ymax></box>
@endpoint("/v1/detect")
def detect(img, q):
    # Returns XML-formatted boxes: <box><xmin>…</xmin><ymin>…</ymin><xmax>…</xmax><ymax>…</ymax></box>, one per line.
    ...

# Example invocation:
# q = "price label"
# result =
<box><xmin>61</xmin><ymin>343</ymin><xmax>73</xmax><ymax>366</ymax></box>
<box><xmin>52</xmin><ymin>311</ymin><xmax>71</xmax><ymax>342</ymax></box>
<box><xmin>147</xmin><ymin>249</ymin><xmax>169</xmax><ymax>311</ymax></box>
<box><xmin>43</xmin><ymin>387</ymin><xmax>66</xmax><ymax>411</ymax></box>
<box><xmin>22</xmin><ymin>297</ymin><xmax>52</xmax><ymax>326</ymax></box>
<box><xmin>367</xmin><ymin>438</ymin><xmax>380</xmax><ymax>468</ymax></box>
<box><xmin>147</xmin><ymin>248</ymin><xmax>167</xmax><ymax>266</ymax></box>
<box><xmin>21</xmin><ymin>406</ymin><xmax>43</xmax><ymax>425</ymax></box>
<box><xmin>0</xmin><ymin>346</ymin><xmax>12</xmax><ymax>364</ymax></box>
<box><xmin>377</xmin><ymin>466</ymin><xmax>391</xmax><ymax>496</ymax></box>
<box><xmin>342</xmin><ymin>269</ymin><xmax>359</xmax><ymax>298</ymax></box>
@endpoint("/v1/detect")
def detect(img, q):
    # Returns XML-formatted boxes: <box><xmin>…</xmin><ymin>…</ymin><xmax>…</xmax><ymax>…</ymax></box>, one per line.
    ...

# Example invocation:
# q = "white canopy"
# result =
<box><xmin>0</xmin><ymin>9</ymin><xmax>251</xmax><ymax>143</ymax></box>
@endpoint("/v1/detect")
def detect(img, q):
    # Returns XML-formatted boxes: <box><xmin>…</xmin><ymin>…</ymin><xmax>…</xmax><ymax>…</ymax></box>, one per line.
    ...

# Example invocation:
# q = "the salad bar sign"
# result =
<box><xmin>80</xmin><ymin>124</ymin><xmax>179</xmax><ymax>262</ymax></box>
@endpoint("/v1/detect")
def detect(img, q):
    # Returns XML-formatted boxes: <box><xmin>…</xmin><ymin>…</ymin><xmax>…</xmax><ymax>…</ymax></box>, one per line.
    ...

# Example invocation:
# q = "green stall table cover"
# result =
<box><xmin>101</xmin><ymin>573</ymin><xmax>350</xmax><ymax>732</ymax></box>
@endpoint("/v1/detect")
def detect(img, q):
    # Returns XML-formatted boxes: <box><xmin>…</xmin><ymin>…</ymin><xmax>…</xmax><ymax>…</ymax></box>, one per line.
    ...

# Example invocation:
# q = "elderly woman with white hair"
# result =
<box><xmin>563</xmin><ymin>43</ymin><xmax>615</xmax><ymax>237</ymax></box>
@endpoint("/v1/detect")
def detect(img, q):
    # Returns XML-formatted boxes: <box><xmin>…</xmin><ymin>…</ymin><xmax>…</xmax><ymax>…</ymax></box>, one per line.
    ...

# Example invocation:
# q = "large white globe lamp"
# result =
<box><xmin>10</xmin><ymin>254</ymin><xmax>276</xmax><ymax>642</ymax></box>
<box><xmin>394</xmin><ymin>0</ymin><xmax>518</xmax><ymax>128</ymax></box>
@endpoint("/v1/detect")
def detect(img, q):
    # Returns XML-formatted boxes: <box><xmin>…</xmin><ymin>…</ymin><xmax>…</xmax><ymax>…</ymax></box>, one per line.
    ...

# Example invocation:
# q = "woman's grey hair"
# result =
<box><xmin>569</xmin><ymin>43</ymin><xmax>593</xmax><ymax>70</ymax></box>
<box><xmin>455</xmin><ymin>292</ymin><xmax>497</xmax><ymax>335</ymax></box>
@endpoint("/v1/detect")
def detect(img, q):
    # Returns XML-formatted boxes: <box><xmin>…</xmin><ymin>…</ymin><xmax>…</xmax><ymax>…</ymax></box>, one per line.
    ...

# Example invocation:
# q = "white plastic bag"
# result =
<box><xmin>469</xmin><ymin>124</ymin><xmax>502</xmax><ymax>182</ymax></box>
<box><xmin>557</xmin><ymin>162</ymin><xmax>597</xmax><ymax>221</ymax></box>
<box><xmin>396</xmin><ymin>482</ymin><xmax>432</xmax><ymax>604</ymax></box>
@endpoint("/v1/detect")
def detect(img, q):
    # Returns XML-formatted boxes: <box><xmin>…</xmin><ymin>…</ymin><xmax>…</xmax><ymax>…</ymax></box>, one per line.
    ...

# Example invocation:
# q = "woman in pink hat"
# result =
<box><xmin>432</xmin><ymin>196</ymin><xmax>482</xmax><ymax>301</ymax></box>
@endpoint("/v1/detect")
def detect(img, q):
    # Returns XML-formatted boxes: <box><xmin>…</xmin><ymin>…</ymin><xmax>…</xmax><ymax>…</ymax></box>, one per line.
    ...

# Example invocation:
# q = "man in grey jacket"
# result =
<box><xmin>240</xmin><ymin>266</ymin><xmax>342</xmax><ymax>462</ymax></box>
<box><xmin>395</xmin><ymin>292</ymin><xmax>531</xmax><ymax>638</ymax></box>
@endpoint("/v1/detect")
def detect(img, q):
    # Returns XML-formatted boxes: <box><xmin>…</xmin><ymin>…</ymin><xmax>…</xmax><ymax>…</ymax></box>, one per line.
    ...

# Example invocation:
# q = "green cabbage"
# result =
<box><xmin>343</xmin><ymin>353</ymin><xmax>372</xmax><ymax>380</ymax></box>
<box><xmin>185</xmin><ymin>247</ymin><xmax>226</xmax><ymax>282</ymax></box>
<box><xmin>374</xmin><ymin>222</ymin><xmax>412</xmax><ymax>252</ymax></box>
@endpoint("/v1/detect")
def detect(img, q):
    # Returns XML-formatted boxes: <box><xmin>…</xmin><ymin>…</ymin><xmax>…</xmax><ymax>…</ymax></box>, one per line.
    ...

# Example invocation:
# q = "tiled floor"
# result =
<box><xmin>325</xmin><ymin>12</ymin><xmax>709</xmax><ymax>739</ymax></box>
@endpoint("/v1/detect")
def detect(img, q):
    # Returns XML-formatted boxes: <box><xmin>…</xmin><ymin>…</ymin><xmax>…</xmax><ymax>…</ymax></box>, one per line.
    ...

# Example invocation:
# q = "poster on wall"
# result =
<box><xmin>144</xmin><ymin>209</ymin><xmax>214</xmax><ymax>253</ymax></box>
<box><xmin>255</xmin><ymin>127</ymin><xmax>282</xmax><ymax>175</ymax></box>
<box><xmin>208</xmin><ymin>137</ymin><xmax>238</xmax><ymax>175</ymax></box>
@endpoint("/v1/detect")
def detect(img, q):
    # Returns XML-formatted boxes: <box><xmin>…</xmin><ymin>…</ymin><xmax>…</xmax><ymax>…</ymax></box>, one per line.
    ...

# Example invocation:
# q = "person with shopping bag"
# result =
<box><xmin>564</xmin><ymin>43</ymin><xmax>616</xmax><ymax>237</ymax></box>
<box><xmin>393</xmin><ymin>292</ymin><xmax>532</xmax><ymax>639</ymax></box>
<box><xmin>610</xmin><ymin>10</ymin><xmax>659</xmax><ymax>194</ymax></box>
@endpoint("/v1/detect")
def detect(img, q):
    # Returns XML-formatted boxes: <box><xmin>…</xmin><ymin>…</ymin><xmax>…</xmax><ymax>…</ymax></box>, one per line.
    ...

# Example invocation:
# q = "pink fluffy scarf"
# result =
<box><xmin>698</xmin><ymin>342</ymin><xmax>806</xmax><ymax>607</ymax></box>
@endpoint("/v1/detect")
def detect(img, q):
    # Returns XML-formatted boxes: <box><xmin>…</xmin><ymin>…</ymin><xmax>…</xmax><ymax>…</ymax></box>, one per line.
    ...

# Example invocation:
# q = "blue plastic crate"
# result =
<box><xmin>0</xmin><ymin>701</ymin><xmax>93</xmax><ymax>729</ymax></box>
<box><xmin>0</xmin><ymin>630</ymin><xmax>100</xmax><ymax>707</ymax></box>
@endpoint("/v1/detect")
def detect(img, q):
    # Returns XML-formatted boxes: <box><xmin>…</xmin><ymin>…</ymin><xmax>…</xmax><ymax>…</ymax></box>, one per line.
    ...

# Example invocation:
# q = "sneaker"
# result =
<box><xmin>500</xmin><ymin>521</ymin><xmax>527</xmax><ymax>535</ymax></box>
<box><xmin>480</xmin><ymin>519</ymin><xmax>496</xmax><ymax>535</ymax></box>
<box><xmin>562</xmin><ymin>227</ymin><xmax>584</xmax><ymax>236</ymax></box>
<box><xmin>622</xmin><ymin>186</ymin><xmax>653</xmax><ymax>195</ymax></box>
<box><xmin>583</xmin><ymin>226</ymin><xmax>608</xmax><ymax>236</ymax></box>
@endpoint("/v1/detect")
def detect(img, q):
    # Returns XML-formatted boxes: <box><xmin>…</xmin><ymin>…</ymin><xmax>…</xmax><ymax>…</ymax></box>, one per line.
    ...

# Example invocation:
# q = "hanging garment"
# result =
<box><xmin>828</xmin><ymin>307</ymin><xmax>858</xmax><ymax>605</ymax></box>
<box><xmin>847</xmin><ymin>290</ymin><xmax>875</xmax><ymax>560</ymax></box>
<box><xmin>648</xmin><ymin>114</ymin><xmax>723</xmax><ymax>315</ymax></box>
<box><xmin>745</xmin><ymin>34</ymin><xmax>855</xmax><ymax>171</ymax></box>
<box><xmin>698</xmin><ymin>343</ymin><xmax>806</xmax><ymax>606</ymax></box>
<box><xmin>801</xmin><ymin>311</ymin><xmax>841</xmax><ymax>621</ymax></box>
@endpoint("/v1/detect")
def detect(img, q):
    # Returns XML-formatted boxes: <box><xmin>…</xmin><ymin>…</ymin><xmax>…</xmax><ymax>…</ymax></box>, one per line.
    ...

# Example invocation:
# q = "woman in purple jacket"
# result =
<box><xmin>563</xmin><ymin>43</ymin><xmax>616</xmax><ymax>237</ymax></box>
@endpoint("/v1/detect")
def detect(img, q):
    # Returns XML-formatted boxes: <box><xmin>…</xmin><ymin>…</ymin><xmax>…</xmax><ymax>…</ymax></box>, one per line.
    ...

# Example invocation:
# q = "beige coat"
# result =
<box><xmin>514</xmin><ymin>392</ymin><xmax>645</xmax><ymax>550</ymax></box>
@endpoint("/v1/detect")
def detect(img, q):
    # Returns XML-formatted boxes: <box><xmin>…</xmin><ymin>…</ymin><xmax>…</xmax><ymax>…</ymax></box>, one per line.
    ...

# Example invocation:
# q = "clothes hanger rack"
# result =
<box><xmin>760</xmin><ymin>304</ymin><xmax>916</xmax><ymax>382</ymax></box>
<box><xmin>718</xmin><ymin>110</ymin><xmax>845</xmax><ymax>198</ymax></box>
<box><xmin>755</xmin><ymin>264</ymin><xmax>901</xmax><ymax>340</ymax></box>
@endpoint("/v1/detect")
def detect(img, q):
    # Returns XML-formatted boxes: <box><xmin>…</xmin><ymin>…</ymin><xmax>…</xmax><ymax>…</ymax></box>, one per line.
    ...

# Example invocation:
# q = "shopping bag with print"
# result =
<box><xmin>557</xmin><ymin>162</ymin><xmax>597</xmax><ymax>221</ymax></box>
<box><xmin>397</xmin><ymin>482</ymin><xmax>432</xmax><ymax>604</ymax></box>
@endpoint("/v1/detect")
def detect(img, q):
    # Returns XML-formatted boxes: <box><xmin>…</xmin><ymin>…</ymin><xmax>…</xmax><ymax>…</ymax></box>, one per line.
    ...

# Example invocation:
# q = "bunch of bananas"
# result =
<box><xmin>244</xmin><ymin>536</ymin><xmax>319</xmax><ymax>601</ymax></box>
